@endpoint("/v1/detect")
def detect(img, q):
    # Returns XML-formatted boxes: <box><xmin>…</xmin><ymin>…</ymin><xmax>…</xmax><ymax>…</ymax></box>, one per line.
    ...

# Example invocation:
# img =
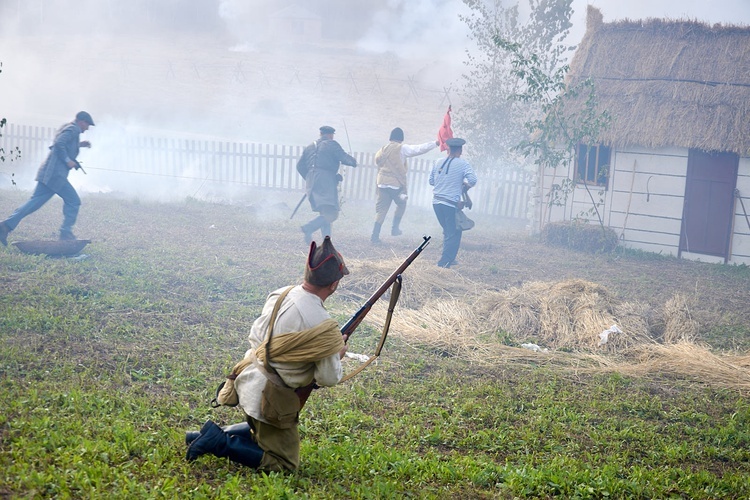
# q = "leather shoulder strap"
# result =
<box><xmin>264</xmin><ymin>286</ymin><xmax>295</xmax><ymax>370</ymax></box>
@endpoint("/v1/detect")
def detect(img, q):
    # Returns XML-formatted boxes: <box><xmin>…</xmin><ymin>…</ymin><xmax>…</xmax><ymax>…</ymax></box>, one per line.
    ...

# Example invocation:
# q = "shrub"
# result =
<box><xmin>541</xmin><ymin>220</ymin><xmax>618</xmax><ymax>253</ymax></box>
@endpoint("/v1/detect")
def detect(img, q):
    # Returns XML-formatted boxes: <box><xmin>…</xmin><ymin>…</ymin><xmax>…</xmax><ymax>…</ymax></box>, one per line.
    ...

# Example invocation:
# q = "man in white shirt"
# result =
<box><xmin>186</xmin><ymin>236</ymin><xmax>349</xmax><ymax>472</ymax></box>
<box><xmin>371</xmin><ymin>127</ymin><xmax>438</xmax><ymax>244</ymax></box>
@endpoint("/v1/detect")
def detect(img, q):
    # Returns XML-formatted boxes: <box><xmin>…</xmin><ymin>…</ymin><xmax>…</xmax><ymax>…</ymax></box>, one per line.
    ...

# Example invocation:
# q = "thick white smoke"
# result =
<box><xmin>1</xmin><ymin>0</ymin><xmax>748</xmax><ymax>202</ymax></box>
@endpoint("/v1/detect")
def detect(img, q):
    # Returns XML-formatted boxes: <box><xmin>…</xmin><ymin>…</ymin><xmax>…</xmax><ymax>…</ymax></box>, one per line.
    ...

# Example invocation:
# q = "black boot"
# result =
<box><xmin>391</xmin><ymin>216</ymin><xmax>403</xmax><ymax>236</ymax></box>
<box><xmin>185</xmin><ymin>431</ymin><xmax>200</xmax><ymax>446</ymax></box>
<box><xmin>370</xmin><ymin>222</ymin><xmax>382</xmax><ymax>244</ymax></box>
<box><xmin>185</xmin><ymin>422</ymin><xmax>251</xmax><ymax>446</ymax></box>
<box><xmin>223</xmin><ymin>433</ymin><xmax>264</xmax><ymax>468</ymax></box>
<box><xmin>186</xmin><ymin>420</ymin><xmax>263</xmax><ymax>468</ymax></box>
<box><xmin>60</xmin><ymin>229</ymin><xmax>77</xmax><ymax>241</ymax></box>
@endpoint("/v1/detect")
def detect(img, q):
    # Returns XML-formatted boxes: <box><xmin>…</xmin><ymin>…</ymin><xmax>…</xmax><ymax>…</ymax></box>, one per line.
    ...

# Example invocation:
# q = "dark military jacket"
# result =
<box><xmin>297</xmin><ymin>139</ymin><xmax>357</xmax><ymax>211</ymax></box>
<box><xmin>36</xmin><ymin>122</ymin><xmax>81</xmax><ymax>191</ymax></box>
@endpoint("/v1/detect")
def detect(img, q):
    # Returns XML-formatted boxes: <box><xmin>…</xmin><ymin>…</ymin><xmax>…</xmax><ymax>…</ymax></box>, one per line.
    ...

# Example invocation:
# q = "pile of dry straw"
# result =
<box><xmin>340</xmin><ymin>259</ymin><xmax>750</xmax><ymax>392</ymax></box>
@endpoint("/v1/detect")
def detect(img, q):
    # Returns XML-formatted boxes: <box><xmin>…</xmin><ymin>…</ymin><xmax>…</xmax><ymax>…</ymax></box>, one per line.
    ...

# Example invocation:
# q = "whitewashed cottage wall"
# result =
<box><xmin>605</xmin><ymin>147</ymin><xmax>688</xmax><ymax>256</ymax></box>
<box><xmin>730</xmin><ymin>158</ymin><xmax>750</xmax><ymax>265</ymax></box>
<box><xmin>538</xmin><ymin>148</ymin><xmax>750</xmax><ymax>265</ymax></box>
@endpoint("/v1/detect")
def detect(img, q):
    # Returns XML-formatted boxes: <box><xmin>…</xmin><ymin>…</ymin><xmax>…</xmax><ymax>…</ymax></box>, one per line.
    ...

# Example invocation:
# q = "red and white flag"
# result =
<box><xmin>437</xmin><ymin>105</ymin><xmax>453</xmax><ymax>152</ymax></box>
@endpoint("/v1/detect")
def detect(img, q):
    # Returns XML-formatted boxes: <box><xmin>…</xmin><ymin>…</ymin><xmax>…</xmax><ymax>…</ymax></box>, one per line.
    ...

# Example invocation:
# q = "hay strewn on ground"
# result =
<box><xmin>340</xmin><ymin>266</ymin><xmax>750</xmax><ymax>393</ymax></box>
<box><xmin>662</xmin><ymin>294</ymin><xmax>700</xmax><ymax>343</ymax></box>
<box><xmin>477</xmin><ymin>279</ymin><xmax>654</xmax><ymax>352</ymax></box>
<box><xmin>600</xmin><ymin>342</ymin><xmax>750</xmax><ymax>393</ymax></box>
<box><xmin>342</xmin><ymin>259</ymin><xmax>483</xmax><ymax>309</ymax></box>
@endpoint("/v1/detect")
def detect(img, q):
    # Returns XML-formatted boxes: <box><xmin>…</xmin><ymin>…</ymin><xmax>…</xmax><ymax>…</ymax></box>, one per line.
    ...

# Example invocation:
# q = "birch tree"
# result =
<box><xmin>457</xmin><ymin>0</ymin><xmax>574</xmax><ymax>172</ymax></box>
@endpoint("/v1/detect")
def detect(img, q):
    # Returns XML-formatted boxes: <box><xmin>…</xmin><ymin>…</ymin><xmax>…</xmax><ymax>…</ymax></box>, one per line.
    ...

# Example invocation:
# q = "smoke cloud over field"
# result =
<box><xmin>356</xmin><ymin>0</ymin><xmax>470</xmax><ymax>60</ymax></box>
<box><xmin>1</xmin><ymin>0</ymin><xmax>749</xmax><ymax>202</ymax></box>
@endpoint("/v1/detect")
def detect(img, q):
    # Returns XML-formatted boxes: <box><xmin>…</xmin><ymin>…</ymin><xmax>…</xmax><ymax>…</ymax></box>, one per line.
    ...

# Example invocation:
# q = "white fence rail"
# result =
<box><xmin>1</xmin><ymin>122</ymin><xmax>532</xmax><ymax>219</ymax></box>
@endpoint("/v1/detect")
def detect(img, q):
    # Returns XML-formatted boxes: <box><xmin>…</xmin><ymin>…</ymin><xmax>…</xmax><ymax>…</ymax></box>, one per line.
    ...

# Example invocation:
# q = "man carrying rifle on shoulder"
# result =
<box><xmin>296</xmin><ymin>125</ymin><xmax>357</xmax><ymax>244</ymax></box>
<box><xmin>185</xmin><ymin>236</ymin><xmax>349</xmax><ymax>472</ymax></box>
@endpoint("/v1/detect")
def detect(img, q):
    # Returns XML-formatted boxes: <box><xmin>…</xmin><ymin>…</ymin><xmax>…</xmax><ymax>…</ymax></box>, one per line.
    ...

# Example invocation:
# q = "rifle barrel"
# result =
<box><xmin>340</xmin><ymin>236</ymin><xmax>430</xmax><ymax>338</ymax></box>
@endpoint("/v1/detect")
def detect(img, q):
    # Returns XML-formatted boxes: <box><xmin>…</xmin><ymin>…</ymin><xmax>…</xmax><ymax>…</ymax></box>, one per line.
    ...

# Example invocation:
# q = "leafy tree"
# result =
<box><xmin>457</xmin><ymin>0</ymin><xmax>574</xmax><ymax>173</ymax></box>
<box><xmin>495</xmin><ymin>36</ymin><xmax>611</xmax><ymax>229</ymax></box>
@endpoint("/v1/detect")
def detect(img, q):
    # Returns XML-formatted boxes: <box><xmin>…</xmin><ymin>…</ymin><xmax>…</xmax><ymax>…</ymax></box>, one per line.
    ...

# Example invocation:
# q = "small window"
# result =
<box><xmin>576</xmin><ymin>143</ymin><xmax>610</xmax><ymax>188</ymax></box>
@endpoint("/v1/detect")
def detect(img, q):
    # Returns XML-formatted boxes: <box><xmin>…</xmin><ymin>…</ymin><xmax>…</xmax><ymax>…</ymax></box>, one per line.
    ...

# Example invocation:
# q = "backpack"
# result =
<box><xmin>296</xmin><ymin>141</ymin><xmax>319</xmax><ymax>178</ymax></box>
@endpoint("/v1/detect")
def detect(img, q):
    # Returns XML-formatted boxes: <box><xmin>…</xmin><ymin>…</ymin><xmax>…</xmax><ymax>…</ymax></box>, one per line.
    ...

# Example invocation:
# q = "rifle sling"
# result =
<box><xmin>263</xmin><ymin>286</ymin><xmax>295</xmax><ymax>387</ymax></box>
<box><xmin>340</xmin><ymin>275</ymin><xmax>402</xmax><ymax>383</ymax></box>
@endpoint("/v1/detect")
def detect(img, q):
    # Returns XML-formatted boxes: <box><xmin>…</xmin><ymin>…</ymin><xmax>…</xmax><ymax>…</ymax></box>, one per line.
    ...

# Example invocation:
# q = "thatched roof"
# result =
<box><xmin>568</xmin><ymin>6</ymin><xmax>750</xmax><ymax>156</ymax></box>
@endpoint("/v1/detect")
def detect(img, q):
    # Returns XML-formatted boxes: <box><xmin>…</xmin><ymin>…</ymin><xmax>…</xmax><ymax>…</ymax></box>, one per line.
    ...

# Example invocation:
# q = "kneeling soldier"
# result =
<box><xmin>186</xmin><ymin>236</ymin><xmax>349</xmax><ymax>471</ymax></box>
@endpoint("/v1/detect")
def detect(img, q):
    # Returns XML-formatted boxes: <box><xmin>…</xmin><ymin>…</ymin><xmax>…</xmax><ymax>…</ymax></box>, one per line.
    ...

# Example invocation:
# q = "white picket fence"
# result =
<box><xmin>0</xmin><ymin>122</ymin><xmax>532</xmax><ymax>219</ymax></box>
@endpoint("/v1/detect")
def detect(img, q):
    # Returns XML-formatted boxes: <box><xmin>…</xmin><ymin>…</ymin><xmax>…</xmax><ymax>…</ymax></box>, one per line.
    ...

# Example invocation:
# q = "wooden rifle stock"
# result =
<box><xmin>295</xmin><ymin>235</ymin><xmax>431</xmax><ymax>408</ymax></box>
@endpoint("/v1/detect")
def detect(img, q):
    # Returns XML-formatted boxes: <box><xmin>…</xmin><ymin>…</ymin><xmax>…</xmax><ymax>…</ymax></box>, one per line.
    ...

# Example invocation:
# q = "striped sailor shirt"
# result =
<box><xmin>429</xmin><ymin>156</ymin><xmax>477</xmax><ymax>207</ymax></box>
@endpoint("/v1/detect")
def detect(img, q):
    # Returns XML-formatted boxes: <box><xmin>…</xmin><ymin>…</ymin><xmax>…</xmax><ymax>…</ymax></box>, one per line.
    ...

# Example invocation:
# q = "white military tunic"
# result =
<box><xmin>235</xmin><ymin>285</ymin><xmax>343</xmax><ymax>423</ymax></box>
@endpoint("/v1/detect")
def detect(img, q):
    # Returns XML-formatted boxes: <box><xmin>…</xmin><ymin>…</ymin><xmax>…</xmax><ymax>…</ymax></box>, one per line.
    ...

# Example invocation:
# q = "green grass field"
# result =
<box><xmin>1</xmin><ymin>190</ymin><xmax>749</xmax><ymax>499</ymax></box>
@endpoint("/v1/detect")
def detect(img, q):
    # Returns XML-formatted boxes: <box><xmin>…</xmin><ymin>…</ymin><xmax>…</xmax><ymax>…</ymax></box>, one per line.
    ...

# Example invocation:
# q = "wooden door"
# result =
<box><xmin>680</xmin><ymin>149</ymin><xmax>738</xmax><ymax>258</ymax></box>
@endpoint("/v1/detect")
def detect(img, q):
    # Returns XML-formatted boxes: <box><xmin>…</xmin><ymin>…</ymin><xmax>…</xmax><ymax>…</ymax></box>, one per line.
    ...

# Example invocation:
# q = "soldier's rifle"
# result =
<box><xmin>295</xmin><ymin>235</ymin><xmax>431</xmax><ymax>408</ymax></box>
<box><xmin>72</xmin><ymin>159</ymin><xmax>86</xmax><ymax>174</ymax></box>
